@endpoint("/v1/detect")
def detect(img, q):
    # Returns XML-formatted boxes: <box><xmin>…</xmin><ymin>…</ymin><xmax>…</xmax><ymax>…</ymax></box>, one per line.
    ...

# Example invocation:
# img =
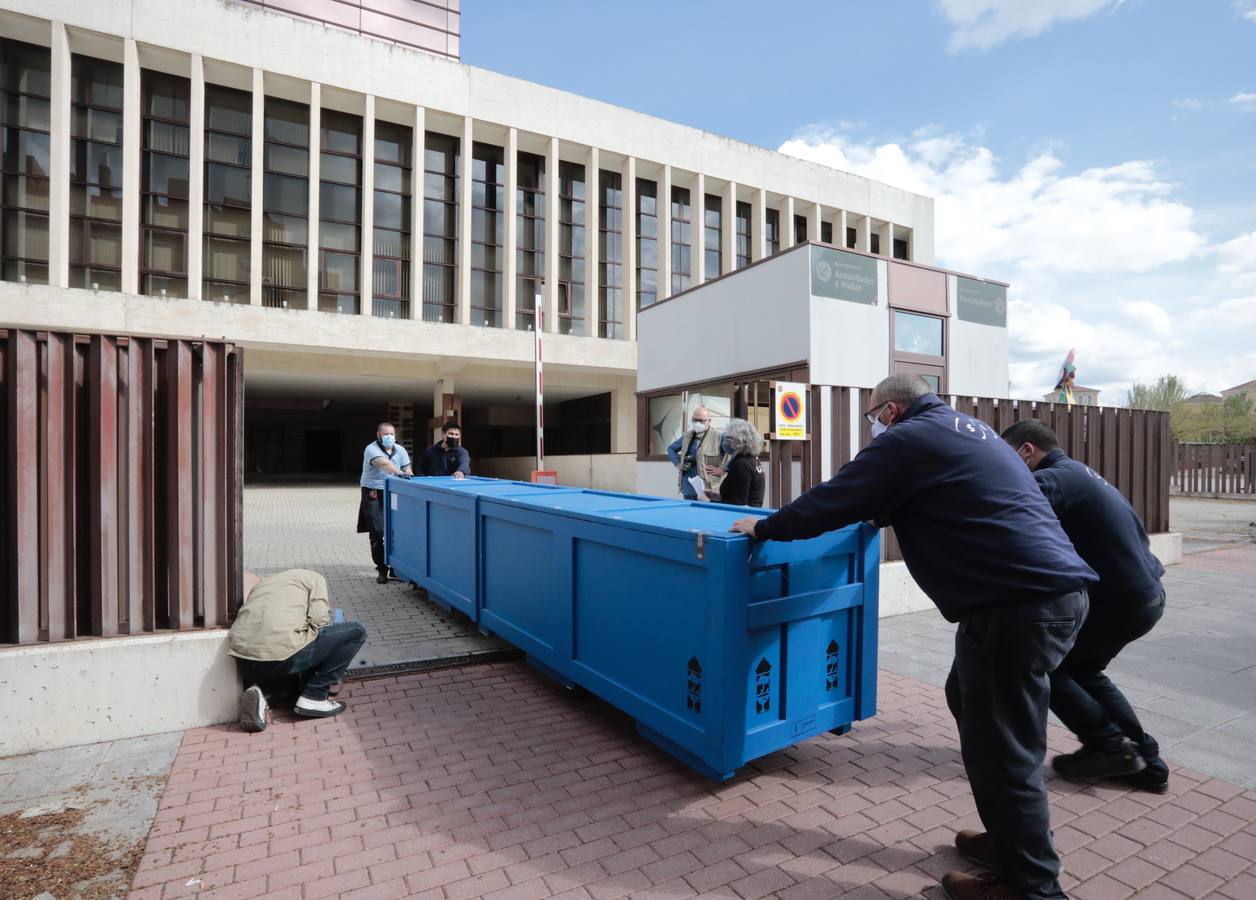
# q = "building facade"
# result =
<box><xmin>0</xmin><ymin>0</ymin><xmax>934</xmax><ymax>487</ymax></box>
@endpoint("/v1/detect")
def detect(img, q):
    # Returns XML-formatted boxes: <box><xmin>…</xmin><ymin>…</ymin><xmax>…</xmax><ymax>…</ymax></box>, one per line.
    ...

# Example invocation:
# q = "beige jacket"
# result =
<box><xmin>676</xmin><ymin>427</ymin><xmax>726</xmax><ymax>493</ymax></box>
<box><xmin>228</xmin><ymin>569</ymin><xmax>330</xmax><ymax>662</ymax></box>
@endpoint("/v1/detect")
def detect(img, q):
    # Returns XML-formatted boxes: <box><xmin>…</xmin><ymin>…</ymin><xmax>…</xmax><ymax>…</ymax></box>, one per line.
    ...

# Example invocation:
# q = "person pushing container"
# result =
<box><xmin>732</xmin><ymin>374</ymin><xmax>1098</xmax><ymax>900</ymax></box>
<box><xmin>358</xmin><ymin>421</ymin><xmax>412</xmax><ymax>584</ymax></box>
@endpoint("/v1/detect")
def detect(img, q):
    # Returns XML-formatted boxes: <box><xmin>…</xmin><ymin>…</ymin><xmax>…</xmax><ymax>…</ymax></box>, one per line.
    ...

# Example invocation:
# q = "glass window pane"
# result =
<box><xmin>894</xmin><ymin>311</ymin><xmax>944</xmax><ymax>356</ymax></box>
<box><xmin>206</xmin><ymin>163</ymin><xmax>250</xmax><ymax>207</ymax></box>
<box><xmin>71</xmin><ymin>141</ymin><xmax>122</xmax><ymax>187</ymax></box>
<box><xmin>374</xmin><ymin>228</ymin><xmax>407</xmax><ymax>259</ymax></box>
<box><xmin>3</xmin><ymin>129</ymin><xmax>50</xmax><ymax>176</ymax></box>
<box><xmin>321</xmin><ymin>111</ymin><xmax>360</xmax><ymax>155</ymax></box>
<box><xmin>320</xmin><ymin>251</ymin><xmax>358</xmax><ymax>290</ymax></box>
<box><xmin>264</xmin><ymin>173</ymin><xmax>308</xmax><ymax>216</ymax></box>
<box><xmin>144</xmin><ymin>153</ymin><xmax>190</xmax><ymax>198</ymax></box>
<box><xmin>206</xmin><ymin>202</ymin><xmax>250</xmax><ymax>238</ymax></box>
<box><xmin>263</xmin><ymin>212</ymin><xmax>307</xmax><ymax>245</ymax></box>
<box><xmin>374</xmin><ymin>163</ymin><xmax>407</xmax><ymax>194</ymax></box>
<box><xmin>1</xmin><ymin>209</ymin><xmax>49</xmax><ymax>259</ymax></box>
<box><xmin>319</xmin><ymin>182</ymin><xmax>359</xmax><ymax>221</ymax></box>
<box><xmin>264</xmin><ymin>100</ymin><xmax>308</xmax><ymax>145</ymax></box>
<box><xmin>143</xmin><ymin>195</ymin><xmax>188</xmax><ymax>230</ymax></box>
<box><xmin>373</xmin><ymin>190</ymin><xmax>407</xmax><ymax>231</ymax></box>
<box><xmin>5</xmin><ymin>173</ymin><xmax>49</xmax><ymax>211</ymax></box>
<box><xmin>143</xmin><ymin>228</ymin><xmax>186</xmax><ymax>273</ymax></box>
<box><xmin>263</xmin><ymin>244</ymin><xmax>306</xmax><ymax>288</ymax></box>
<box><xmin>206</xmin><ymin>132</ymin><xmax>250</xmax><ymax>166</ymax></box>
<box><xmin>206</xmin><ymin>86</ymin><xmax>251</xmax><ymax>134</ymax></box>
<box><xmin>145</xmin><ymin>120</ymin><xmax>189</xmax><ymax>156</ymax></box>
<box><xmin>320</xmin><ymin>152</ymin><xmax>358</xmax><ymax>185</ymax></box>
<box><xmin>204</xmin><ymin>235</ymin><xmax>249</xmax><ymax>282</ymax></box>
<box><xmin>423</xmin><ymin>235</ymin><xmax>454</xmax><ymax>265</ymax></box>
<box><xmin>319</xmin><ymin>220</ymin><xmax>358</xmax><ymax>252</ymax></box>
<box><xmin>264</xmin><ymin>143</ymin><xmax>308</xmax><ymax>177</ymax></box>
<box><xmin>71</xmin><ymin>107</ymin><xmax>121</xmax><ymax>144</ymax></box>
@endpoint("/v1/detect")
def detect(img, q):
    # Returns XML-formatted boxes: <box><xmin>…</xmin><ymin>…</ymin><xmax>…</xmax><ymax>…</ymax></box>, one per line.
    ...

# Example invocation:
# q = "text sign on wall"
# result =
<box><xmin>774</xmin><ymin>382</ymin><xmax>809</xmax><ymax>441</ymax></box>
<box><xmin>956</xmin><ymin>277</ymin><xmax>1007</xmax><ymax>327</ymax></box>
<box><xmin>810</xmin><ymin>246</ymin><xmax>878</xmax><ymax>305</ymax></box>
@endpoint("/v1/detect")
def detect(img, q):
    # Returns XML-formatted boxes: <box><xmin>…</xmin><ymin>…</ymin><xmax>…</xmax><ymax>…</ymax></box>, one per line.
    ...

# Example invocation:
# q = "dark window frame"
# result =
<box><xmin>469</xmin><ymin>141</ymin><xmax>504</xmax><ymax>328</ymax></box>
<box><xmin>557</xmin><ymin>160</ymin><xmax>585</xmax><ymax>336</ymax></box>
<box><xmin>261</xmin><ymin>97</ymin><xmax>310</xmax><ymax>309</ymax></box>
<box><xmin>316</xmin><ymin>108</ymin><xmax>362</xmax><ymax>315</ymax></box>
<box><xmin>139</xmin><ymin>68</ymin><xmax>191</xmax><ymax>298</ymax></box>
<box><xmin>598</xmin><ymin>169</ymin><xmax>623</xmax><ymax>339</ymax></box>
<box><xmin>635</xmin><ymin>177</ymin><xmax>657</xmax><ymax>310</ymax></box>
<box><xmin>1</xmin><ymin>38</ymin><xmax>52</xmax><ymax>285</ymax></box>
<box><xmin>202</xmin><ymin>83</ymin><xmax>252</xmax><ymax>304</ymax></box>
<box><xmin>670</xmin><ymin>185</ymin><xmax>691</xmax><ymax>294</ymax></box>
<box><xmin>734</xmin><ymin>200</ymin><xmax>751</xmax><ymax>270</ymax></box>
<box><xmin>765</xmin><ymin>208</ymin><xmax>780</xmax><ymax>256</ymax></box>
<box><xmin>703</xmin><ymin>193</ymin><xmax>720</xmax><ymax>281</ymax></box>
<box><xmin>371</xmin><ymin>119</ymin><xmax>412</xmax><ymax>320</ymax></box>
<box><xmin>421</xmin><ymin>130</ymin><xmax>458</xmax><ymax>324</ymax></box>
<box><xmin>515</xmin><ymin>150</ymin><xmax>544</xmax><ymax>331</ymax></box>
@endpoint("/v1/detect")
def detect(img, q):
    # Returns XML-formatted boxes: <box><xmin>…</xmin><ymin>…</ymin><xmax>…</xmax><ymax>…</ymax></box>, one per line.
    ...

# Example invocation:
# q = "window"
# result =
<box><xmin>703</xmin><ymin>194</ymin><xmax>720</xmax><ymax>280</ymax></box>
<box><xmin>735</xmin><ymin>201</ymin><xmax>750</xmax><ymax>269</ymax></box>
<box><xmin>892</xmin><ymin>310</ymin><xmax>946</xmax><ymax>393</ymax></box>
<box><xmin>422</xmin><ymin>131</ymin><xmax>457</xmax><ymax>323</ymax></box>
<box><xmin>1</xmin><ymin>39</ymin><xmax>51</xmax><ymax>285</ymax></box>
<box><xmin>318</xmin><ymin>109</ymin><xmax>361</xmax><ymax>315</ymax></box>
<box><xmin>141</xmin><ymin>70</ymin><xmax>190</xmax><ymax>298</ymax></box>
<box><xmin>515</xmin><ymin>151</ymin><xmax>543</xmax><ymax>331</ymax></box>
<box><xmin>794</xmin><ymin>213</ymin><xmax>807</xmax><ymax>245</ymax></box>
<box><xmin>372</xmin><ymin>120</ymin><xmax>411</xmax><ymax>319</ymax></box>
<box><xmin>870</xmin><ymin>232</ymin><xmax>880</xmax><ymax>255</ymax></box>
<box><xmin>262</xmin><ymin>98</ymin><xmax>308</xmax><ymax>309</ymax></box>
<box><xmin>821</xmin><ymin>221</ymin><xmax>832</xmax><ymax>245</ymax></box>
<box><xmin>470</xmin><ymin>142</ymin><xmax>503</xmax><ymax>327</ymax></box>
<box><xmin>557</xmin><ymin>161</ymin><xmax>585</xmax><ymax>336</ymax></box>
<box><xmin>670</xmin><ymin>186</ymin><xmax>691</xmax><ymax>294</ymax></box>
<box><xmin>203</xmin><ymin>84</ymin><xmax>250</xmax><ymax>304</ymax></box>
<box><xmin>644</xmin><ymin>384</ymin><xmax>734</xmax><ymax>457</ymax></box>
<box><xmin>845</xmin><ymin>226</ymin><xmax>856</xmax><ymax>249</ymax></box>
<box><xmin>598</xmin><ymin>169</ymin><xmax>623</xmax><ymax>338</ymax></box>
<box><xmin>893</xmin><ymin>237</ymin><xmax>909</xmax><ymax>260</ymax></box>
<box><xmin>69</xmin><ymin>53</ymin><xmax>120</xmax><ymax>291</ymax></box>
<box><xmin>765</xmin><ymin>208</ymin><xmax>779</xmax><ymax>256</ymax></box>
<box><xmin>635</xmin><ymin>178</ymin><xmax>657</xmax><ymax>309</ymax></box>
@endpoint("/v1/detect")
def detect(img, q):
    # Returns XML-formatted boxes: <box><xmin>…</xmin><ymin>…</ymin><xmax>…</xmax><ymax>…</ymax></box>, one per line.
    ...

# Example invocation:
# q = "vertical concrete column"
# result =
<box><xmin>722</xmin><ymin>180</ymin><xmax>736</xmax><ymax>272</ymax></box>
<box><xmin>752</xmin><ymin>187</ymin><xmax>766</xmax><ymax>261</ymax></box>
<box><xmin>306</xmin><ymin>84</ymin><xmax>321</xmax><ymax>310</ymax></box>
<box><xmin>905</xmin><ymin>227</ymin><xmax>914</xmax><ymax>262</ymax></box>
<box><xmin>48</xmin><ymin>22</ymin><xmax>70</xmax><ymax>288</ymax></box>
<box><xmin>610</xmin><ymin>383</ymin><xmax>635</xmax><ymax>454</ymax></box>
<box><xmin>658</xmin><ymin>164</ymin><xmax>671</xmax><ymax>300</ymax></box>
<box><xmin>810</xmin><ymin>201</ymin><xmax>822</xmax><ymax>243</ymax></box>
<box><xmin>781</xmin><ymin>196</ymin><xmax>795</xmax><ymax>249</ymax></box>
<box><xmin>409</xmin><ymin>106</ymin><xmax>424</xmax><ymax>320</ymax></box>
<box><xmin>457</xmin><ymin>115</ymin><xmax>473</xmax><ymax>324</ymax></box>
<box><xmin>187</xmin><ymin>55</ymin><xmax>205</xmax><ymax>301</ymax></box>
<box><xmin>837</xmin><ymin>208</ymin><xmax>848</xmax><ymax>249</ymax></box>
<box><xmin>585</xmin><ymin>145</ymin><xmax>599</xmax><ymax>336</ymax></box>
<box><xmin>545</xmin><ymin>136</ymin><xmax>560</xmax><ymax>333</ymax></box>
<box><xmin>879</xmin><ymin>220</ymin><xmax>893</xmax><ymax>257</ymax></box>
<box><xmin>861</xmin><ymin>214</ymin><xmax>872</xmax><ymax>253</ymax></box>
<box><xmin>692</xmin><ymin>171</ymin><xmax>705</xmax><ymax>284</ymax></box>
<box><xmin>502</xmin><ymin>126</ymin><xmax>517</xmax><ymax>330</ymax></box>
<box><xmin>249</xmin><ymin>69</ymin><xmax>264</xmax><ymax>305</ymax></box>
<box><xmin>122</xmin><ymin>38</ymin><xmax>141</xmax><ymax>295</ymax></box>
<box><xmin>360</xmin><ymin>94</ymin><xmax>375</xmax><ymax>315</ymax></box>
<box><xmin>622</xmin><ymin>156</ymin><xmax>636</xmax><ymax>341</ymax></box>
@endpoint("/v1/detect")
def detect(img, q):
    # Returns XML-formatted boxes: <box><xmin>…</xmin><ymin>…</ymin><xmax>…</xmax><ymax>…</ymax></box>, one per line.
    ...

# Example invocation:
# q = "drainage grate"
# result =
<box><xmin>347</xmin><ymin>648</ymin><xmax>522</xmax><ymax>680</ymax></box>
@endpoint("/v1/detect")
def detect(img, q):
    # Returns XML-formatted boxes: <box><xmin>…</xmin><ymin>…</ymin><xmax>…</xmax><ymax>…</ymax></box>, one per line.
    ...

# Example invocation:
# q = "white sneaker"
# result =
<box><xmin>239</xmin><ymin>685</ymin><xmax>269</xmax><ymax>733</ymax></box>
<box><xmin>294</xmin><ymin>695</ymin><xmax>347</xmax><ymax>718</ymax></box>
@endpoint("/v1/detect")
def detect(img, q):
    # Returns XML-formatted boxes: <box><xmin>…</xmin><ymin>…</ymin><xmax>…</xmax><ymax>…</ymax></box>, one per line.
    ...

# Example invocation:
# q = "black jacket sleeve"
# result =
<box><xmin>720</xmin><ymin>457</ymin><xmax>753</xmax><ymax>506</ymax></box>
<box><xmin>1033</xmin><ymin>468</ymin><xmax>1070</xmax><ymax>516</ymax></box>
<box><xmin>755</xmin><ymin>436</ymin><xmax>906</xmax><ymax>542</ymax></box>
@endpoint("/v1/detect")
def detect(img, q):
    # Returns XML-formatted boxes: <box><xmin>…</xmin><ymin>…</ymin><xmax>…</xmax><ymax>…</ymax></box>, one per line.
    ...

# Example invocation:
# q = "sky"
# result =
<box><xmin>461</xmin><ymin>0</ymin><xmax>1256</xmax><ymax>402</ymax></box>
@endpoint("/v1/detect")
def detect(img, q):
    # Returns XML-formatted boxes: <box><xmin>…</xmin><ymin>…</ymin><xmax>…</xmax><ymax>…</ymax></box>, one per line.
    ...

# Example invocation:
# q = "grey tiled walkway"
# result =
<box><xmin>879</xmin><ymin>542</ymin><xmax>1256</xmax><ymax>788</ymax></box>
<box><xmin>244</xmin><ymin>484</ymin><xmax>509</xmax><ymax>671</ymax></box>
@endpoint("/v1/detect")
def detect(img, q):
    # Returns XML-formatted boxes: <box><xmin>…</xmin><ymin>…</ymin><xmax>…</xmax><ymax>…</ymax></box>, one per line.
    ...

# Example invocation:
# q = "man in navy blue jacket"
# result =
<box><xmin>732</xmin><ymin>374</ymin><xmax>1097</xmax><ymax>900</ymax></box>
<box><xmin>1002</xmin><ymin>419</ymin><xmax>1168</xmax><ymax>793</ymax></box>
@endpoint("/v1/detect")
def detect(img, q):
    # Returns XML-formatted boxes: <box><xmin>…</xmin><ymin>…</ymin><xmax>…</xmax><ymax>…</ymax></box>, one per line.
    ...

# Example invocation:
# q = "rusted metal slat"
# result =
<box><xmin>6</xmin><ymin>330</ymin><xmax>40</xmax><ymax>644</ymax></box>
<box><xmin>201</xmin><ymin>343</ymin><xmax>229</xmax><ymax>627</ymax></box>
<box><xmin>41</xmin><ymin>333</ymin><xmax>74</xmax><ymax>641</ymax></box>
<box><xmin>167</xmin><ymin>341</ymin><xmax>195</xmax><ymax>629</ymax></box>
<box><xmin>89</xmin><ymin>335</ymin><xmax>120</xmax><ymax>637</ymax></box>
<box><xmin>227</xmin><ymin>346</ymin><xmax>245</xmax><ymax>617</ymax></box>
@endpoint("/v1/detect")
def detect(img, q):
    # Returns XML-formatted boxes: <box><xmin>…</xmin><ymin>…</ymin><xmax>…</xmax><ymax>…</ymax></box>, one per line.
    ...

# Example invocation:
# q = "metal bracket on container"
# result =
<box><xmin>694</xmin><ymin>532</ymin><xmax>706</xmax><ymax>560</ymax></box>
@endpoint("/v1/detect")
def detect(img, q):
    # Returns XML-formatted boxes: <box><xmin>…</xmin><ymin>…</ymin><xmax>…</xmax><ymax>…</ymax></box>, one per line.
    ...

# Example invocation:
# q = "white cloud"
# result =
<box><xmin>775</xmin><ymin>127</ymin><xmax>1256</xmax><ymax>399</ymax></box>
<box><xmin>934</xmin><ymin>0</ymin><xmax>1122</xmax><ymax>52</ymax></box>
<box><xmin>1172</xmin><ymin>98</ymin><xmax>1204</xmax><ymax>110</ymax></box>
<box><xmin>1229</xmin><ymin>92</ymin><xmax>1256</xmax><ymax>109</ymax></box>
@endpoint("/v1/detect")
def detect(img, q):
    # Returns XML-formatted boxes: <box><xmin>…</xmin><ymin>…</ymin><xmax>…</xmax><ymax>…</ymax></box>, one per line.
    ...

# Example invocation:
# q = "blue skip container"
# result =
<box><xmin>385</xmin><ymin>477</ymin><xmax>880</xmax><ymax>780</ymax></box>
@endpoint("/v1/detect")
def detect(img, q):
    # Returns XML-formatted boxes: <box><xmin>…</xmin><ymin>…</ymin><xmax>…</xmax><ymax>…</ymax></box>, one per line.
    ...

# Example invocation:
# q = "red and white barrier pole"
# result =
<box><xmin>534</xmin><ymin>284</ymin><xmax>544</xmax><ymax>473</ymax></box>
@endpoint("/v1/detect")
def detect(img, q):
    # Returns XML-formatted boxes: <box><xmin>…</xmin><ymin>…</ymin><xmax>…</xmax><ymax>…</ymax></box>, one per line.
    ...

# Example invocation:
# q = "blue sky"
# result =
<box><xmin>462</xmin><ymin>0</ymin><xmax>1256</xmax><ymax>400</ymax></box>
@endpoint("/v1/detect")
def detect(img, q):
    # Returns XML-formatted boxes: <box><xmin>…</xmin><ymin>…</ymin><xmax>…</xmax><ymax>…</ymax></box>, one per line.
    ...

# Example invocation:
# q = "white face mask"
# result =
<box><xmin>871</xmin><ymin>419</ymin><xmax>888</xmax><ymax>439</ymax></box>
<box><xmin>691</xmin><ymin>421</ymin><xmax>709</xmax><ymax>434</ymax></box>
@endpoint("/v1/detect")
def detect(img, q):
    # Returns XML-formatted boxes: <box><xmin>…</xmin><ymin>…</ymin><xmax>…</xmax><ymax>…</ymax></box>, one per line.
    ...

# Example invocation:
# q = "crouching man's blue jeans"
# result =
<box><xmin>235</xmin><ymin>622</ymin><xmax>367</xmax><ymax>701</ymax></box>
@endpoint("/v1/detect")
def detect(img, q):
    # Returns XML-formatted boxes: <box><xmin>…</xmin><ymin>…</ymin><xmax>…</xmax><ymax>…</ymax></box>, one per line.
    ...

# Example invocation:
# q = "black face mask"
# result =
<box><xmin>445</xmin><ymin>437</ymin><xmax>460</xmax><ymax>448</ymax></box>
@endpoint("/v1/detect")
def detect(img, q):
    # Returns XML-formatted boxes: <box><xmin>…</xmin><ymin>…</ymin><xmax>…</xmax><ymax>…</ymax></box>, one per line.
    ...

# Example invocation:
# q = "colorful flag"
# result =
<box><xmin>1053</xmin><ymin>349</ymin><xmax>1076</xmax><ymax>405</ymax></box>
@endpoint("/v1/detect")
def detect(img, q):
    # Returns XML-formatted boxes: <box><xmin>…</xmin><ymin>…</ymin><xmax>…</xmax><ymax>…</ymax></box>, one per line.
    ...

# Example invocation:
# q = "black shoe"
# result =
<box><xmin>941</xmin><ymin>871</ymin><xmax>1027</xmax><ymax>900</ymax></box>
<box><xmin>239</xmin><ymin>685</ymin><xmax>269</xmax><ymax>733</ymax></box>
<box><xmin>376</xmin><ymin>572</ymin><xmax>388</xmax><ymax>584</ymax></box>
<box><xmin>1119</xmin><ymin>767</ymin><xmax>1170</xmax><ymax>794</ymax></box>
<box><xmin>1053</xmin><ymin>738</ymin><xmax>1147</xmax><ymax>780</ymax></box>
<box><xmin>954</xmin><ymin>830</ymin><xmax>997</xmax><ymax>868</ymax></box>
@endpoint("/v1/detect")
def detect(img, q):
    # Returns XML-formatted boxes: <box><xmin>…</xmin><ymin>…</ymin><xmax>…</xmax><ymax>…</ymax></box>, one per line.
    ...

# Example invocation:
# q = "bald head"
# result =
<box><xmin>872</xmin><ymin>373</ymin><xmax>932</xmax><ymax>409</ymax></box>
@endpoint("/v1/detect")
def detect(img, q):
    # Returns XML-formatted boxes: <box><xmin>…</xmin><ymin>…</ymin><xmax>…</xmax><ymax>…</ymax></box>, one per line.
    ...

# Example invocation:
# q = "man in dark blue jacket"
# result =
<box><xmin>1002</xmin><ymin>419</ymin><xmax>1168</xmax><ymax>793</ymax></box>
<box><xmin>732</xmin><ymin>374</ymin><xmax>1097</xmax><ymax>900</ymax></box>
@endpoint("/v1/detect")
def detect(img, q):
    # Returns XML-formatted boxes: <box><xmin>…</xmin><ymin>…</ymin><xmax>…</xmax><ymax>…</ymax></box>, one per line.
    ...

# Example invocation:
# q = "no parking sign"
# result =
<box><xmin>773</xmin><ymin>382</ymin><xmax>808</xmax><ymax>441</ymax></box>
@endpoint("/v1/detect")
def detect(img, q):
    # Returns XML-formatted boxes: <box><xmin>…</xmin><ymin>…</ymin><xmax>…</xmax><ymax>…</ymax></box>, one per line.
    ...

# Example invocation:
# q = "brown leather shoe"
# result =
<box><xmin>954</xmin><ymin>830</ymin><xmax>997</xmax><ymax>867</ymax></box>
<box><xmin>941</xmin><ymin>871</ymin><xmax>1027</xmax><ymax>900</ymax></box>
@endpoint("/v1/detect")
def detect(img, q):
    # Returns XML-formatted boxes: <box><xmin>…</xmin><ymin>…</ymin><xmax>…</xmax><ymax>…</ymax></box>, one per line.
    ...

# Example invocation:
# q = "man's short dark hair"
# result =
<box><xmin>442</xmin><ymin>420</ymin><xmax>461</xmax><ymax>433</ymax></box>
<box><xmin>1001</xmin><ymin>419</ymin><xmax>1059</xmax><ymax>452</ymax></box>
<box><xmin>377</xmin><ymin>421</ymin><xmax>393</xmax><ymax>432</ymax></box>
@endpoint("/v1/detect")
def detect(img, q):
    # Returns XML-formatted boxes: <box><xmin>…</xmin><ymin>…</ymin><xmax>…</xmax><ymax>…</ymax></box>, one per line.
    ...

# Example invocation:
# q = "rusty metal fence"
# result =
<box><xmin>769</xmin><ymin>389</ymin><xmax>1171</xmax><ymax>562</ymax></box>
<box><xmin>2</xmin><ymin>329</ymin><xmax>244</xmax><ymax>645</ymax></box>
<box><xmin>1172</xmin><ymin>443</ymin><xmax>1256</xmax><ymax>496</ymax></box>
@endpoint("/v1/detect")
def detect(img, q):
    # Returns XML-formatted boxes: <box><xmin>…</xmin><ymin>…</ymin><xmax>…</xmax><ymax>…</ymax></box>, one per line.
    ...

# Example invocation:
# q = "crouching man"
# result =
<box><xmin>229</xmin><ymin>569</ymin><xmax>368</xmax><ymax>732</ymax></box>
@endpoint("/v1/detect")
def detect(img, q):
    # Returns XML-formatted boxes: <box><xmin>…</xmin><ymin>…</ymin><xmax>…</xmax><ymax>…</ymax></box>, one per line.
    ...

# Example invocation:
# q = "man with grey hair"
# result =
<box><xmin>732</xmin><ymin>373</ymin><xmax>1097</xmax><ymax>900</ymax></box>
<box><xmin>667</xmin><ymin>405</ymin><xmax>721</xmax><ymax>499</ymax></box>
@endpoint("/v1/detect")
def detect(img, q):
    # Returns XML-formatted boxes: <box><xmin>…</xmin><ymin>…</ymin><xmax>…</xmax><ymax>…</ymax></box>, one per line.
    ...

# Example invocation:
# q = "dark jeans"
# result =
<box><xmin>359</xmin><ymin>487</ymin><xmax>387</xmax><ymax>575</ymax></box>
<box><xmin>235</xmin><ymin>622</ymin><xmax>367</xmax><ymax>701</ymax></box>
<box><xmin>944</xmin><ymin>590</ymin><xmax>1088</xmax><ymax>900</ymax></box>
<box><xmin>1050</xmin><ymin>593</ymin><xmax>1166</xmax><ymax>777</ymax></box>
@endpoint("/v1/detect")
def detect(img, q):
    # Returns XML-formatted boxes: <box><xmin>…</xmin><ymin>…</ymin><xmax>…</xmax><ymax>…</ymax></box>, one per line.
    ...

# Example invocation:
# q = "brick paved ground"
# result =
<box><xmin>244</xmin><ymin>485</ymin><xmax>508</xmax><ymax>670</ymax></box>
<box><xmin>129</xmin><ymin>661</ymin><xmax>1256</xmax><ymax>900</ymax></box>
<box><xmin>881</xmin><ymin>542</ymin><xmax>1256</xmax><ymax>789</ymax></box>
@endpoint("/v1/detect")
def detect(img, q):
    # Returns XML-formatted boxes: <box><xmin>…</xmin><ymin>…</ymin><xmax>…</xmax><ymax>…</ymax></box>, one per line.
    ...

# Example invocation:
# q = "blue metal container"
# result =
<box><xmin>383</xmin><ymin>476</ymin><xmax>581</xmax><ymax>620</ymax></box>
<box><xmin>476</xmin><ymin>492</ymin><xmax>879</xmax><ymax>780</ymax></box>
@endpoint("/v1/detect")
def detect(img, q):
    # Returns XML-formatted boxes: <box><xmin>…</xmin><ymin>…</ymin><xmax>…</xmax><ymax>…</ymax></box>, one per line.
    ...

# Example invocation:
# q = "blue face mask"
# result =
<box><xmin>380</xmin><ymin>434</ymin><xmax>395</xmax><ymax>449</ymax></box>
<box><xmin>720</xmin><ymin>437</ymin><xmax>733</xmax><ymax>455</ymax></box>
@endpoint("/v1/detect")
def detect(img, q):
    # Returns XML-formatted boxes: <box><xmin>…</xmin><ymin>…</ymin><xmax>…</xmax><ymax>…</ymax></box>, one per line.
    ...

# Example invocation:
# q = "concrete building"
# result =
<box><xmin>1042</xmin><ymin>385</ymin><xmax>1101</xmax><ymax>406</ymax></box>
<box><xmin>0</xmin><ymin>0</ymin><xmax>934</xmax><ymax>491</ymax></box>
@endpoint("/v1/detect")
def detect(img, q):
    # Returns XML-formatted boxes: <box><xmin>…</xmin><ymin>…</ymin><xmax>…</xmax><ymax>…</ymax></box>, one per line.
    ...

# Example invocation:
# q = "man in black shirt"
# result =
<box><xmin>1002</xmin><ymin>419</ymin><xmax>1168</xmax><ymax>793</ymax></box>
<box><xmin>732</xmin><ymin>374</ymin><xmax>1096</xmax><ymax>900</ymax></box>
<box><xmin>419</xmin><ymin>420</ymin><xmax>471</xmax><ymax>478</ymax></box>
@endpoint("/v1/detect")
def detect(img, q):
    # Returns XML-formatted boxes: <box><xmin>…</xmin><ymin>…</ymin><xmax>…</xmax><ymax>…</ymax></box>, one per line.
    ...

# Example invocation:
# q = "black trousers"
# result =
<box><xmin>236</xmin><ymin>622</ymin><xmax>368</xmax><ymax>701</ymax></box>
<box><xmin>357</xmin><ymin>487</ymin><xmax>387</xmax><ymax>575</ymax></box>
<box><xmin>944</xmin><ymin>590</ymin><xmax>1088</xmax><ymax>900</ymax></box>
<box><xmin>1049</xmin><ymin>593</ymin><xmax>1166</xmax><ymax>777</ymax></box>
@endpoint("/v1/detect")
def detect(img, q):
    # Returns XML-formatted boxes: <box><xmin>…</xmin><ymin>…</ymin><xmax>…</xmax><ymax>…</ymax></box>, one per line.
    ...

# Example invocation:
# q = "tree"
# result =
<box><xmin>1126</xmin><ymin>375</ymin><xmax>1191</xmax><ymax>412</ymax></box>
